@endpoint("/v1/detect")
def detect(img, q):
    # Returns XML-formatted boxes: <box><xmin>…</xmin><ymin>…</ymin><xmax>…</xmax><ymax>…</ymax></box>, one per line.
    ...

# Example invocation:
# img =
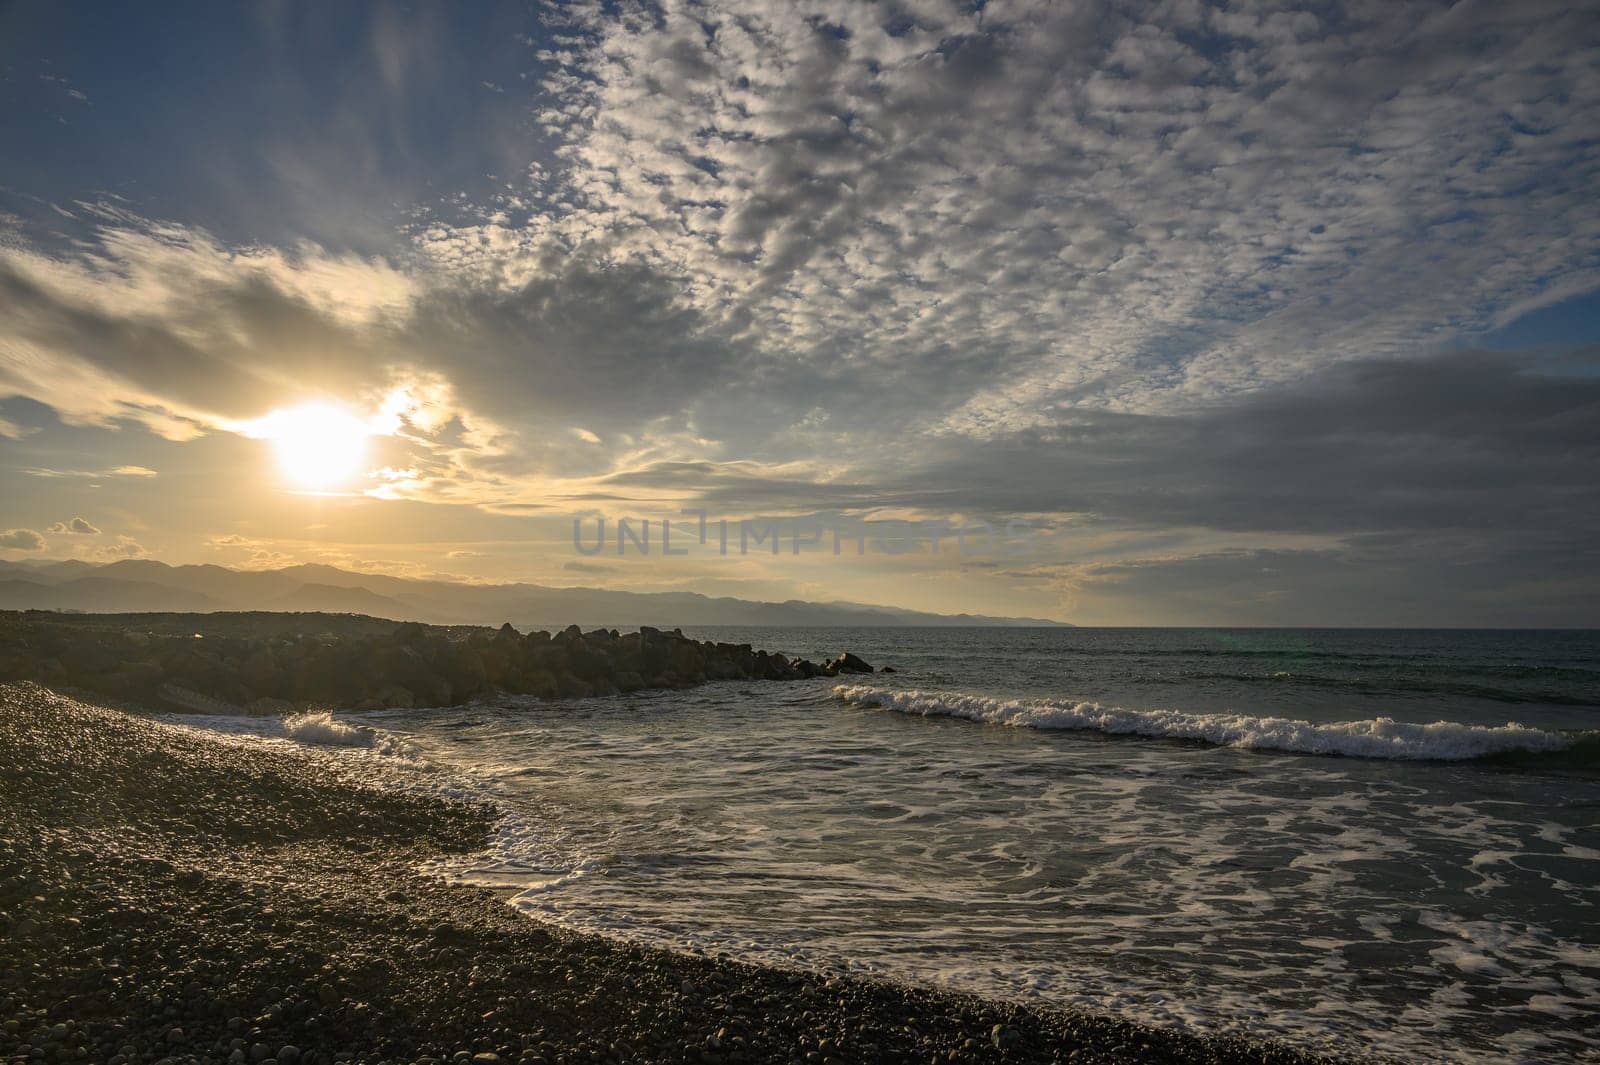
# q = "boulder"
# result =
<box><xmin>523</xmin><ymin>670</ymin><xmax>559</xmax><ymax>700</ymax></box>
<box><xmin>394</xmin><ymin>621</ymin><xmax>428</xmax><ymax>647</ymax></box>
<box><xmin>374</xmin><ymin>684</ymin><xmax>415</xmax><ymax>708</ymax></box>
<box><xmin>556</xmin><ymin>673</ymin><xmax>592</xmax><ymax>699</ymax></box>
<box><xmin>828</xmin><ymin>651</ymin><xmax>875</xmax><ymax>674</ymax></box>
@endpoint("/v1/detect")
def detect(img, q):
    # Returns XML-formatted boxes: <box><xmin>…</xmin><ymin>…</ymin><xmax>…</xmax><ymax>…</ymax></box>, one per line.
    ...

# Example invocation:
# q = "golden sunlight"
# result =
<box><xmin>250</xmin><ymin>402</ymin><xmax>373</xmax><ymax>489</ymax></box>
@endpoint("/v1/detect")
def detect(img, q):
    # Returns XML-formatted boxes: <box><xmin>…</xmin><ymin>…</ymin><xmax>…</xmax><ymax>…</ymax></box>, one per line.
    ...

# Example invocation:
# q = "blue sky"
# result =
<box><xmin>1</xmin><ymin>0</ymin><xmax>1597</xmax><ymax>624</ymax></box>
<box><xmin>2</xmin><ymin>3</ymin><xmax>551</xmax><ymax>252</ymax></box>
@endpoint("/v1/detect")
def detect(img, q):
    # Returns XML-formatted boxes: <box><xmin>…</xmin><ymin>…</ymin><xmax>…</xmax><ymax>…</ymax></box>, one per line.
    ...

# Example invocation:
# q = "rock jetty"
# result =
<box><xmin>0</xmin><ymin>611</ymin><xmax>884</xmax><ymax>712</ymax></box>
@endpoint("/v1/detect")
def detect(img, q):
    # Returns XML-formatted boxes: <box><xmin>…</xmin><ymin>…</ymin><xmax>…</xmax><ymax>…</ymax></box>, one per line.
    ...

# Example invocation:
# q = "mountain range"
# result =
<box><xmin>0</xmin><ymin>558</ymin><xmax>1068</xmax><ymax>628</ymax></box>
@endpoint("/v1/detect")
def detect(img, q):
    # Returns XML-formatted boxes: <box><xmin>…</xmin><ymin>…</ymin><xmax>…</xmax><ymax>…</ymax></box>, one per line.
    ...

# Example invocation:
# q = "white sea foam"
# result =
<box><xmin>834</xmin><ymin>685</ymin><xmax>1581</xmax><ymax>761</ymax></box>
<box><xmin>283</xmin><ymin>710</ymin><xmax>381</xmax><ymax>748</ymax></box>
<box><xmin>164</xmin><ymin>708</ymin><xmax>418</xmax><ymax>765</ymax></box>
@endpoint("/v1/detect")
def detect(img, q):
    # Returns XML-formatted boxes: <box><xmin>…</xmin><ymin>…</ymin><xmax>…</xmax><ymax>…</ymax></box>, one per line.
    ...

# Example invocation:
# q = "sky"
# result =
<box><xmin>1</xmin><ymin>0</ymin><xmax>1597</xmax><ymax>626</ymax></box>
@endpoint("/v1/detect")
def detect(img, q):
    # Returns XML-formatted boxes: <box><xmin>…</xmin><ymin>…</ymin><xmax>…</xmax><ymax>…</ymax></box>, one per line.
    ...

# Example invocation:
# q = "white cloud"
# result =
<box><xmin>23</xmin><ymin>465</ymin><xmax>159</xmax><ymax>479</ymax></box>
<box><xmin>0</xmin><ymin>217</ymin><xmax>419</xmax><ymax>438</ymax></box>
<box><xmin>0</xmin><ymin>529</ymin><xmax>47</xmax><ymax>551</ymax></box>
<box><xmin>93</xmin><ymin>535</ymin><xmax>146</xmax><ymax>560</ymax></box>
<box><xmin>47</xmin><ymin>517</ymin><xmax>100</xmax><ymax>535</ymax></box>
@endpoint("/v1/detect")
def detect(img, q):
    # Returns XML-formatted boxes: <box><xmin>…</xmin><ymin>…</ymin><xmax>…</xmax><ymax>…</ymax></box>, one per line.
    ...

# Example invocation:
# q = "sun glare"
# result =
<box><xmin>254</xmin><ymin>403</ymin><xmax>373</xmax><ymax>490</ymax></box>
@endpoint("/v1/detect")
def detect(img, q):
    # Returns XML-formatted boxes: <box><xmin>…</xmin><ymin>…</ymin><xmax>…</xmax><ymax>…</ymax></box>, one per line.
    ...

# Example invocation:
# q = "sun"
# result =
<box><xmin>252</xmin><ymin>403</ymin><xmax>373</xmax><ymax>490</ymax></box>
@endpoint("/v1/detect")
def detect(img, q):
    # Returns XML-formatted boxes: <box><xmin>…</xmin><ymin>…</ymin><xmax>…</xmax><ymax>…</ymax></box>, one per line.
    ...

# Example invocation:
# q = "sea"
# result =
<box><xmin>183</xmin><ymin>628</ymin><xmax>1600</xmax><ymax>1063</ymax></box>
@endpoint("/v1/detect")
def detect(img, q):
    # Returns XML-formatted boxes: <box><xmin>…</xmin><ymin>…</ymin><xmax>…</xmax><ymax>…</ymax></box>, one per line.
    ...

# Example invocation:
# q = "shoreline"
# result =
<box><xmin>1</xmin><ymin>683</ymin><xmax>1348</xmax><ymax>1065</ymax></box>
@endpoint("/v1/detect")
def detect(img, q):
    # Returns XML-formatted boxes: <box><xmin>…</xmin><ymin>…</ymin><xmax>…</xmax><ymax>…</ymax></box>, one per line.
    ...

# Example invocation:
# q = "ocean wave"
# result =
<box><xmin>833</xmin><ymin>685</ymin><xmax>1591</xmax><ymax>762</ymax></box>
<box><xmin>283</xmin><ymin>711</ymin><xmax>384</xmax><ymax>749</ymax></box>
<box><xmin>1152</xmin><ymin>670</ymin><xmax>1599</xmax><ymax>706</ymax></box>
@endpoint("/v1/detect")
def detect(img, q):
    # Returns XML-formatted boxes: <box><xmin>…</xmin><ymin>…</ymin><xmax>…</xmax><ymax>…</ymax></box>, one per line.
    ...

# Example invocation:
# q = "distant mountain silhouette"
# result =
<box><xmin>265</xmin><ymin>582</ymin><xmax>411</xmax><ymax>615</ymax></box>
<box><xmin>0</xmin><ymin>558</ymin><xmax>1069</xmax><ymax>627</ymax></box>
<box><xmin>0</xmin><ymin>575</ymin><xmax>221</xmax><ymax>613</ymax></box>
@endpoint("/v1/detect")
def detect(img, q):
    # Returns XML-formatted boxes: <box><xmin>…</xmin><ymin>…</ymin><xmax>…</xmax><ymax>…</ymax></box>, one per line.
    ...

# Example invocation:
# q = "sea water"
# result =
<box><xmin>214</xmin><ymin>628</ymin><xmax>1600</xmax><ymax>1062</ymax></box>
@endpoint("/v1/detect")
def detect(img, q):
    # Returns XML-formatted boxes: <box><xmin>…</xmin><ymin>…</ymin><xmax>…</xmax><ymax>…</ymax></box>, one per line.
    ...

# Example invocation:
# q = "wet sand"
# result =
<box><xmin>0</xmin><ymin>683</ymin><xmax>1346</xmax><ymax>1065</ymax></box>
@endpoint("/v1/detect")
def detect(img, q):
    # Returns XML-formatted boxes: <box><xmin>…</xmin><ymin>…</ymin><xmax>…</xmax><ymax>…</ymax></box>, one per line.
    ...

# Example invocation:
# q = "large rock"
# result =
<box><xmin>827</xmin><ymin>651</ymin><xmax>875</xmax><ymax>674</ymax></box>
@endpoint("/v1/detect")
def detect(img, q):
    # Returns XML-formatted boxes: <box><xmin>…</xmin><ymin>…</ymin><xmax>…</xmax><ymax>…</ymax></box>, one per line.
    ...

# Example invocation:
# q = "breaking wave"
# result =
<box><xmin>283</xmin><ymin>710</ymin><xmax>384</xmax><ymax>748</ymax></box>
<box><xmin>833</xmin><ymin>685</ymin><xmax>1593</xmax><ymax>763</ymax></box>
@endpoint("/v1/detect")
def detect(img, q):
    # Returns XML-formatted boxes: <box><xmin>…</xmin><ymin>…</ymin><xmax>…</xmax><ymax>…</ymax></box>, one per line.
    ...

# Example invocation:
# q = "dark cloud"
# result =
<box><xmin>47</xmin><ymin>517</ymin><xmax>99</xmax><ymax>535</ymax></box>
<box><xmin>589</xmin><ymin>351</ymin><xmax>1600</xmax><ymax>546</ymax></box>
<box><xmin>580</xmin><ymin>351</ymin><xmax>1600</xmax><ymax>622</ymax></box>
<box><xmin>902</xmin><ymin>351</ymin><xmax>1600</xmax><ymax>539</ymax></box>
<box><xmin>1059</xmin><ymin>542</ymin><xmax>1600</xmax><ymax>628</ymax></box>
<box><xmin>407</xmin><ymin>256</ymin><xmax>759</xmax><ymax>429</ymax></box>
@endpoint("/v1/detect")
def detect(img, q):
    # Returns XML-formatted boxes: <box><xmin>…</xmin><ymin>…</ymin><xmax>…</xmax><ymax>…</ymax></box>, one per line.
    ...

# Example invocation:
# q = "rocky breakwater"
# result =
<box><xmin>0</xmin><ymin>611</ymin><xmax>886</xmax><ymax>713</ymax></box>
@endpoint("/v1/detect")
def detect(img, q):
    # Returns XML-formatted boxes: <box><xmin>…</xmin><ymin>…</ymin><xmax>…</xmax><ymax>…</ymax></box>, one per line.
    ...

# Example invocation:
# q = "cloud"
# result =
<box><xmin>0</xmin><ymin>416</ymin><xmax>36</xmax><ymax>440</ymax></box>
<box><xmin>893</xmin><ymin>352</ymin><xmax>1600</xmax><ymax>539</ymax></box>
<box><xmin>0</xmin><ymin>529</ymin><xmax>47</xmax><ymax>551</ymax></box>
<box><xmin>561</xmin><ymin>349</ymin><xmax>1600</xmax><ymax>621</ymax></box>
<box><xmin>205</xmin><ymin>536</ymin><xmax>296</xmax><ymax>570</ymax></box>
<box><xmin>239</xmin><ymin>549</ymin><xmax>297</xmax><ymax>570</ymax></box>
<box><xmin>1051</xmin><ymin>541</ymin><xmax>1600</xmax><ymax>628</ymax></box>
<box><xmin>589</xmin><ymin>349</ymin><xmax>1600</xmax><ymax>544</ymax></box>
<box><xmin>47</xmin><ymin>517</ymin><xmax>100</xmax><ymax>535</ymax></box>
<box><xmin>24</xmin><ymin>465</ymin><xmax>159</xmax><ymax>479</ymax></box>
<box><xmin>0</xmin><ymin>218</ymin><xmax>418</xmax><ymax>439</ymax></box>
<box><xmin>93</xmin><ymin>536</ymin><xmax>146</xmax><ymax>560</ymax></box>
<box><xmin>6</xmin><ymin>0</ymin><xmax>1592</xmax><ymax>485</ymax></box>
<box><xmin>508</xmin><ymin>0</ymin><xmax>1600</xmax><ymax>433</ymax></box>
<box><xmin>0</xmin><ymin>210</ymin><xmax>755</xmax><ymax>510</ymax></box>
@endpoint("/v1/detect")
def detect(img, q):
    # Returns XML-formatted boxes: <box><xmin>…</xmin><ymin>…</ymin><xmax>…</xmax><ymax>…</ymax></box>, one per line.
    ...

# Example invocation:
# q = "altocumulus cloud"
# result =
<box><xmin>4</xmin><ymin>2</ymin><xmax>1598</xmax><ymax>477</ymax></box>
